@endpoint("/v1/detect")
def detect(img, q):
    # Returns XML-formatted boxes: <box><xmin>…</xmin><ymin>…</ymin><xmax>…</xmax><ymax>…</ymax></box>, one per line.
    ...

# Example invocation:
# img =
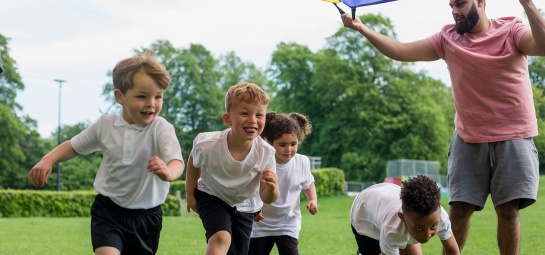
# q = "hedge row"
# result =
<box><xmin>0</xmin><ymin>190</ymin><xmax>180</xmax><ymax>217</ymax></box>
<box><xmin>1</xmin><ymin>168</ymin><xmax>344</xmax><ymax>217</ymax></box>
<box><xmin>312</xmin><ymin>168</ymin><xmax>345</xmax><ymax>197</ymax></box>
<box><xmin>168</xmin><ymin>168</ymin><xmax>346</xmax><ymax>198</ymax></box>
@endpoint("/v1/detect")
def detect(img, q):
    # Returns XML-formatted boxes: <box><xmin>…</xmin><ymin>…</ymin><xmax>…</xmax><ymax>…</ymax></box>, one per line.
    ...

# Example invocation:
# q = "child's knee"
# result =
<box><xmin>209</xmin><ymin>230</ymin><xmax>231</xmax><ymax>246</ymax></box>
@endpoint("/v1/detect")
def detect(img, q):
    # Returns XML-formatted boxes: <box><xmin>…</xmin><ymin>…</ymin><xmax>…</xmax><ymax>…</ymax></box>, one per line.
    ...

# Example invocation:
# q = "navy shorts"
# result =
<box><xmin>90</xmin><ymin>194</ymin><xmax>162</xmax><ymax>255</ymax></box>
<box><xmin>448</xmin><ymin>132</ymin><xmax>539</xmax><ymax>210</ymax></box>
<box><xmin>249</xmin><ymin>235</ymin><xmax>299</xmax><ymax>255</ymax></box>
<box><xmin>351</xmin><ymin>225</ymin><xmax>381</xmax><ymax>255</ymax></box>
<box><xmin>194</xmin><ymin>188</ymin><xmax>255</xmax><ymax>255</ymax></box>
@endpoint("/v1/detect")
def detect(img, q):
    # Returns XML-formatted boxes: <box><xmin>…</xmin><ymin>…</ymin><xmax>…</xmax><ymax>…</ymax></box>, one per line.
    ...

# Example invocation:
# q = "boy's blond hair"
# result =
<box><xmin>112</xmin><ymin>50</ymin><xmax>171</xmax><ymax>94</ymax></box>
<box><xmin>225</xmin><ymin>82</ymin><xmax>270</xmax><ymax>112</ymax></box>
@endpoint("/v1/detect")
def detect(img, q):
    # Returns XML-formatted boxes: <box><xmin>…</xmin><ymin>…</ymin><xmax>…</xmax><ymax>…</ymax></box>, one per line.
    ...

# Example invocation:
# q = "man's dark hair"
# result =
<box><xmin>400</xmin><ymin>175</ymin><xmax>441</xmax><ymax>216</ymax></box>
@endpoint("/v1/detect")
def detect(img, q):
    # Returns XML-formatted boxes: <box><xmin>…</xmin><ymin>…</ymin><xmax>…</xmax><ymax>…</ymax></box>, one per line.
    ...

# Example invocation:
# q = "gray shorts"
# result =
<box><xmin>447</xmin><ymin>132</ymin><xmax>539</xmax><ymax>211</ymax></box>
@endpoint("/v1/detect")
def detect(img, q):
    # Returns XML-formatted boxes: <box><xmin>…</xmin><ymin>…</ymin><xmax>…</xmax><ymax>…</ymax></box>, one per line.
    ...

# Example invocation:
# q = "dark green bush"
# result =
<box><xmin>312</xmin><ymin>168</ymin><xmax>345</xmax><ymax>197</ymax></box>
<box><xmin>0</xmin><ymin>190</ymin><xmax>180</xmax><ymax>217</ymax></box>
<box><xmin>169</xmin><ymin>180</ymin><xmax>186</xmax><ymax>198</ymax></box>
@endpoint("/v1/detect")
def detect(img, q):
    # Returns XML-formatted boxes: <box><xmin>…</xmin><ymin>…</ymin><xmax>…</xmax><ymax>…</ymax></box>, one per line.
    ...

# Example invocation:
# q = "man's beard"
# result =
<box><xmin>455</xmin><ymin>3</ymin><xmax>480</xmax><ymax>34</ymax></box>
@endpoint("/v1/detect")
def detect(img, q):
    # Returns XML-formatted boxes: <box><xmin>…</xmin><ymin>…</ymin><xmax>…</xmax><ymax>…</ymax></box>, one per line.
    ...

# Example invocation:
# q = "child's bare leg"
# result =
<box><xmin>206</xmin><ymin>230</ymin><xmax>231</xmax><ymax>255</ymax></box>
<box><xmin>95</xmin><ymin>246</ymin><xmax>121</xmax><ymax>255</ymax></box>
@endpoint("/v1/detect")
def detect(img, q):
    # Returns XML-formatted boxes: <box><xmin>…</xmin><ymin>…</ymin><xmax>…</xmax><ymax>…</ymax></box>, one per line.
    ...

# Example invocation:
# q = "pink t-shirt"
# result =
<box><xmin>427</xmin><ymin>17</ymin><xmax>537</xmax><ymax>143</ymax></box>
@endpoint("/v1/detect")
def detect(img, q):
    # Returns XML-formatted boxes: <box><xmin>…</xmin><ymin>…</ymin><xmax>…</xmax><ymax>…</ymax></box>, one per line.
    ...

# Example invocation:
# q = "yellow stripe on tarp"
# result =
<box><xmin>321</xmin><ymin>0</ymin><xmax>341</xmax><ymax>3</ymax></box>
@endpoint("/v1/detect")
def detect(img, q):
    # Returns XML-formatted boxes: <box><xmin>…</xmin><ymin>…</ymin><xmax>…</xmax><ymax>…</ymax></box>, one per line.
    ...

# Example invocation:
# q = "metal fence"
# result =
<box><xmin>308</xmin><ymin>156</ymin><xmax>322</xmax><ymax>170</ymax></box>
<box><xmin>386</xmin><ymin>159</ymin><xmax>440</xmax><ymax>181</ymax></box>
<box><xmin>385</xmin><ymin>159</ymin><xmax>448</xmax><ymax>195</ymax></box>
<box><xmin>345</xmin><ymin>181</ymin><xmax>377</xmax><ymax>196</ymax></box>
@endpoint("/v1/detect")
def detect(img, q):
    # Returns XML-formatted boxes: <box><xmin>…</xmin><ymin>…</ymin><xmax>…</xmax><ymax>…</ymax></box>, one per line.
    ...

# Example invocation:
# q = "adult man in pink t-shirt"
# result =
<box><xmin>341</xmin><ymin>0</ymin><xmax>545</xmax><ymax>254</ymax></box>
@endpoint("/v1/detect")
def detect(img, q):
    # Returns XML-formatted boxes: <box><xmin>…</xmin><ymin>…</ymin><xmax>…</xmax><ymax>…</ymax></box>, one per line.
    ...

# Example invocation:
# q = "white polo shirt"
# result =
<box><xmin>71</xmin><ymin>114</ymin><xmax>183</xmax><ymax>209</ymax></box>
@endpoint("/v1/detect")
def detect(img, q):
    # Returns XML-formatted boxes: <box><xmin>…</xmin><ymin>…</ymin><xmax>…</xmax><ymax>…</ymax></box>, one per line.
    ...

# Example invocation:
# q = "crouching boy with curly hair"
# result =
<box><xmin>350</xmin><ymin>175</ymin><xmax>460</xmax><ymax>255</ymax></box>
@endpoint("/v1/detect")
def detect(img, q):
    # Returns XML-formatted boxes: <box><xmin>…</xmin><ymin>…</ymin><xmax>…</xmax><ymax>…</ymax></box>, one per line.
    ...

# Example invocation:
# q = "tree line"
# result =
<box><xmin>2</xmin><ymin>14</ymin><xmax>545</xmax><ymax>191</ymax></box>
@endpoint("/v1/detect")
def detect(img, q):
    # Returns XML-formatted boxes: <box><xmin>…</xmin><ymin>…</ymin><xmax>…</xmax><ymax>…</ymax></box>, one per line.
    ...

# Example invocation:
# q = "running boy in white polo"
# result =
<box><xmin>185</xmin><ymin>82</ymin><xmax>279</xmax><ymax>255</ymax></box>
<box><xmin>28</xmin><ymin>51</ymin><xmax>184</xmax><ymax>255</ymax></box>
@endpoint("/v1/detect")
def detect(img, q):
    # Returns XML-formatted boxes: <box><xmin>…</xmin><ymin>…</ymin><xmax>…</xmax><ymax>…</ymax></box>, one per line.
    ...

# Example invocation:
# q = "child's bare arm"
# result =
<box><xmin>303</xmin><ymin>182</ymin><xmax>318</xmax><ymax>215</ymax></box>
<box><xmin>441</xmin><ymin>235</ymin><xmax>460</xmax><ymax>255</ymax></box>
<box><xmin>28</xmin><ymin>141</ymin><xmax>79</xmax><ymax>187</ymax></box>
<box><xmin>259</xmin><ymin>169</ymin><xmax>278</xmax><ymax>204</ymax></box>
<box><xmin>253</xmin><ymin>210</ymin><xmax>264</xmax><ymax>222</ymax></box>
<box><xmin>185</xmin><ymin>154</ymin><xmax>200</xmax><ymax>214</ymax></box>
<box><xmin>399</xmin><ymin>243</ymin><xmax>421</xmax><ymax>255</ymax></box>
<box><xmin>147</xmin><ymin>156</ymin><xmax>184</xmax><ymax>182</ymax></box>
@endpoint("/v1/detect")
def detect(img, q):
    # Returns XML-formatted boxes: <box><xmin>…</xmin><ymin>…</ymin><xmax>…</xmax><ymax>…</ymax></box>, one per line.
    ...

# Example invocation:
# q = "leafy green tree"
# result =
<box><xmin>18</xmin><ymin>117</ymin><xmax>56</xmax><ymax>190</ymax></box>
<box><xmin>532</xmin><ymin>85</ymin><xmax>545</xmax><ymax>175</ymax></box>
<box><xmin>0</xmin><ymin>104</ymin><xmax>27</xmax><ymax>188</ymax></box>
<box><xmin>529</xmin><ymin>56</ymin><xmax>545</xmax><ymax>175</ymax></box>
<box><xmin>0</xmin><ymin>105</ymin><xmax>54</xmax><ymax>190</ymax></box>
<box><xmin>268</xmin><ymin>42</ymin><xmax>316</xmax><ymax>111</ymax></box>
<box><xmin>218</xmin><ymin>51</ymin><xmax>270</xmax><ymax>92</ymax></box>
<box><xmin>530</xmin><ymin>56</ymin><xmax>545</xmax><ymax>91</ymax></box>
<box><xmin>0</xmin><ymin>33</ymin><xmax>50</xmax><ymax>190</ymax></box>
<box><xmin>0</xmin><ymin>34</ymin><xmax>24</xmax><ymax>110</ymax></box>
<box><xmin>61</xmin><ymin>156</ymin><xmax>101</xmax><ymax>190</ymax></box>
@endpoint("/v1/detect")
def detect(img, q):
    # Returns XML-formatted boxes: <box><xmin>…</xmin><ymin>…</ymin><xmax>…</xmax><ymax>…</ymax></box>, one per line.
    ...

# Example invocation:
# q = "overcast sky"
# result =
<box><xmin>1</xmin><ymin>0</ymin><xmax>530</xmax><ymax>137</ymax></box>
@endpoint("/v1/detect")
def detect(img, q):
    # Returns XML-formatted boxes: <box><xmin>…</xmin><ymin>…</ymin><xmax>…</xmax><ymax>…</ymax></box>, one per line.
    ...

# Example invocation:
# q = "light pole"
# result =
<box><xmin>54</xmin><ymin>79</ymin><xmax>66</xmax><ymax>191</ymax></box>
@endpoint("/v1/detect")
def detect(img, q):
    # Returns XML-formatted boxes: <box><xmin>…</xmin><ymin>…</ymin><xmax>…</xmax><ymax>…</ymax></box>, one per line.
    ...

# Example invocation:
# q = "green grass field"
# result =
<box><xmin>1</xmin><ymin>177</ymin><xmax>544</xmax><ymax>254</ymax></box>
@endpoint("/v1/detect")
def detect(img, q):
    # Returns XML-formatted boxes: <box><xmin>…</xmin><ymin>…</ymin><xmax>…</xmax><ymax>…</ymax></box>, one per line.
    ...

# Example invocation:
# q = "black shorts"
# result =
<box><xmin>249</xmin><ymin>235</ymin><xmax>299</xmax><ymax>255</ymax></box>
<box><xmin>194</xmin><ymin>188</ymin><xmax>255</xmax><ymax>255</ymax></box>
<box><xmin>352</xmin><ymin>225</ymin><xmax>381</xmax><ymax>255</ymax></box>
<box><xmin>90</xmin><ymin>194</ymin><xmax>162</xmax><ymax>255</ymax></box>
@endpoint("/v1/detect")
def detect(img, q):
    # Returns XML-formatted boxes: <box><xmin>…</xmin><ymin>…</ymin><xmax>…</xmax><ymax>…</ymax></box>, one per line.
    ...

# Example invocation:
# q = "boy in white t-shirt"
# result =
<box><xmin>185</xmin><ymin>82</ymin><xmax>279</xmax><ymax>255</ymax></box>
<box><xmin>350</xmin><ymin>175</ymin><xmax>459</xmax><ymax>255</ymax></box>
<box><xmin>27</xmin><ymin>51</ymin><xmax>185</xmax><ymax>255</ymax></box>
<box><xmin>249</xmin><ymin>112</ymin><xmax>318</xmax><ymax>255</ymax></box>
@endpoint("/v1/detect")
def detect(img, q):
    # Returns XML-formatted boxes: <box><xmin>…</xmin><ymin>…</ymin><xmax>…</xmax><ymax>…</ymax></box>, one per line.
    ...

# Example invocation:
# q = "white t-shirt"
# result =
<box><xmin>251</xmin><ymin>154</ymin><xmax>315</xmax><ymax>239</ymax></box>
<box><xmin>192</xmin><ymin>129</ymin><xmax>276</xmax><ymax>213</ymax></box>
<box><xmin>350</xmin><ymin>183</ymin><xmax>453</xmax><ymax>255</ymax></box>
<box><xmin>427</xmin><ymin>17</ymin><xmax>536</xmax><ymax>143</ymax></box>
<box><xmin>71</xmin><ymin>114</ymin><xmax>184</xmax><ymax>209</ymax></box>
